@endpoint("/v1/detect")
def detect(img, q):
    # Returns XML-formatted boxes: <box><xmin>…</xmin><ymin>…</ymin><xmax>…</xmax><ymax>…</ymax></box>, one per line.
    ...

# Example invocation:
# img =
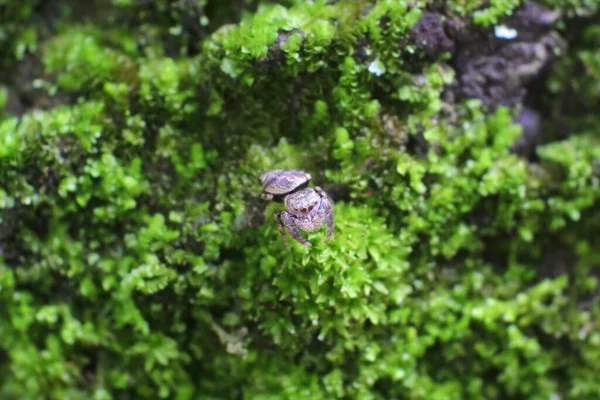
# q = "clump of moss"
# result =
<box><xmin>1</xmin><ymin>0</ymin><xmax>599</xmax><ymax>399</ymax></box>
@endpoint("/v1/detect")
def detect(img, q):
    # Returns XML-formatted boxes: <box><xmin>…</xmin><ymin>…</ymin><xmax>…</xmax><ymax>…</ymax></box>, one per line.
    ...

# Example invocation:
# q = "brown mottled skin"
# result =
<box><xmin>260</xmin><ymin>169</ymin><xmax>311</xmax><ymax>197</ymax></box>
<box><xmin>259</xmin><ymin>170</ymin><xmax>334</xmax><ymax>249</ymax></box>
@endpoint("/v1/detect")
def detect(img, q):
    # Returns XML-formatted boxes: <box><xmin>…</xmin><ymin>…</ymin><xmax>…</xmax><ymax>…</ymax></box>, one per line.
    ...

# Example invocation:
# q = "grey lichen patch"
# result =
<box><xmin>407</xmin><ymin>12</ymin><xmax>455</xmax><ymax>60</ymax></box>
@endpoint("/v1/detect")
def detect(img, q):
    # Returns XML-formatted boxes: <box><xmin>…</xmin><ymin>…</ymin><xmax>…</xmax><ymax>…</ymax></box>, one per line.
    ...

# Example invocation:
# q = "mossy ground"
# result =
<box><xmin>0</xmin><ymin>0</ymin><xmax>599</xmax><ymax>399</ymax></box>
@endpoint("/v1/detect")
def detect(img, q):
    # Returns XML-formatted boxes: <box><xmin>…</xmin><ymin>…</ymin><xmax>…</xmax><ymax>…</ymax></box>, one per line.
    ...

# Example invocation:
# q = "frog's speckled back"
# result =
<box><xmin>260</xmin><ymin>170</ymin><xmax>311</xmax><ymax>195</ymax></box>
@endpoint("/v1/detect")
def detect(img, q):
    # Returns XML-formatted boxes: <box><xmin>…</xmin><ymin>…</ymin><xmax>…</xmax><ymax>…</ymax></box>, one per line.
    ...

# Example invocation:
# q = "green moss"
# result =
<box><xmin>1</xmin><ymin>0</ymin><xmax>599</xmax><ymax>399</ymax></box>
<box><xmin>472</xmin><ymin>0</ymin><xmax>522</xmax><ymax>26</ymax></box>
<box><xmin>0</xmin><ymin>1</ymin><xmax>40</xmax><ymax>72</ymax></box>
<box><xmin>43</xmin><ymin>28</ymin><xmax>138</xmax><ymax>92</ymax></box>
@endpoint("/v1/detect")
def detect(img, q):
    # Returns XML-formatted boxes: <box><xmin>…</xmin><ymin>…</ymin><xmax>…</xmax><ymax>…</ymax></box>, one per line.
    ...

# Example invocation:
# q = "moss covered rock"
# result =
<box><xmin>0</xmin><ymin>0</ymin><xmax>599</xmax><ymax>399</ymax></box>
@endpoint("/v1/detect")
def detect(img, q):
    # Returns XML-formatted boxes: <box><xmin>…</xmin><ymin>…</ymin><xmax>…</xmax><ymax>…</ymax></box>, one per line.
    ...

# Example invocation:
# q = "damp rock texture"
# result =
<box><xmin>451</xmin><ymin>1</ymin><xmax>566</xmax><ymax>109</ymax></box>
<box><xmin>0</xmin><ymin>0</ymin><xmax>600</xmax><ymax>399</ymax></box>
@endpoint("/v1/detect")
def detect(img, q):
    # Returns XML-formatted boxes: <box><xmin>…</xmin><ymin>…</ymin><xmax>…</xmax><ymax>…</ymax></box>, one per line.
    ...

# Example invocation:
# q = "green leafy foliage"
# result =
<box><xmin>0</xmin><ymin>0</ymin><xmax>599</xmax><ymax>399</ymax></box>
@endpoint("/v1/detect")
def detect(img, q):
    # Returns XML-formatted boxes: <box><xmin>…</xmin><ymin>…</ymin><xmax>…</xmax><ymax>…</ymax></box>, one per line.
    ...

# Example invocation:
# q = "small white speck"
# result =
<box><xmin>495</xmin><ymin>25</ymin><xmax>518</xmax><ymax>40</ymax></box>
<box><xmin>368</xmin><ymin>58</ymin><xmax>386</xmax><ymax>76</ymax></box>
